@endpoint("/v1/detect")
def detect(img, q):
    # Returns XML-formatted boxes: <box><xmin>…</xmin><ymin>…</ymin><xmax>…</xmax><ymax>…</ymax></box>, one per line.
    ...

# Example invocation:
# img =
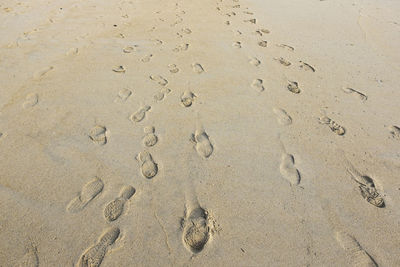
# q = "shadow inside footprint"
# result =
<box><xmin>78</xmin><ymin>227</ymin><xmax>120</xmax><ymax>267</ymax></box>
<box><xmin>182</xmin><ymin>207</ymin><xmax>211</xmax><ymax>254</ymax></box>
<box><xmin>191</xmin><ymin>129</ymin><xmax>213</xmax><ymax>158</ymax></box>
<box><xmin>137</xmin><ymin>151</ymin><xmax>158</xmax><ymax>179</ymax></box>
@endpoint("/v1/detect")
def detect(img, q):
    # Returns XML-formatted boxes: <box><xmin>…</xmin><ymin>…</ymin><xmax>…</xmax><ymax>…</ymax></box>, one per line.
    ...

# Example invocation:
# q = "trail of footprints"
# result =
<box><xmin>18</xmin><ymin>0</ymin><xmax>393</xmax><ymax>264</ymax></box>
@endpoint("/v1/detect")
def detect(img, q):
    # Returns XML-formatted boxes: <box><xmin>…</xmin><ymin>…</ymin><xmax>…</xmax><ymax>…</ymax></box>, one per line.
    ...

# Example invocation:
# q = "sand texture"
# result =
<box><xmin>0</xmin><ymin>0</ymin><xmax>400</xmax><ymax>266</ymax></box>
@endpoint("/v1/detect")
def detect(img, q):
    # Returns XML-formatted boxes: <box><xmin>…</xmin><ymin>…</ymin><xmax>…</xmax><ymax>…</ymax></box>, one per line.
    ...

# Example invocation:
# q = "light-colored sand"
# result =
<box><xmin>0</xmin><ymin>0</ymin><xmax>399</xmax><ymax>266</ymax></box>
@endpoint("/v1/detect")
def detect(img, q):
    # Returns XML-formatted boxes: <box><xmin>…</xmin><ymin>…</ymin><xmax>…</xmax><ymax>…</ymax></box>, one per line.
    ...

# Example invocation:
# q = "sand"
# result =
<box><xmin>0</xmin><ymin>0</ymin><xmax>399</xmax><ymax>266</ymax></box>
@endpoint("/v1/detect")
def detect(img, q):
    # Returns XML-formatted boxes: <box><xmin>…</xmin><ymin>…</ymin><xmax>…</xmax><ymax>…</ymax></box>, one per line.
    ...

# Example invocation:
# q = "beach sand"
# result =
<box><xmin>0</xmin><ymin>0</ymin><xmax>399</xmax><ymax>266</ymax></box>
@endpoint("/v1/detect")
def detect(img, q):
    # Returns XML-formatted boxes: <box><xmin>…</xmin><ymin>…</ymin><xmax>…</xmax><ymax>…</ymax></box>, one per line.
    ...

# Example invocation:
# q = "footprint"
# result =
<box><xmin>192</xmin><ymin>63</ymin><xmax>204</xmax><ymax>74</ymax></box>
<box><xmin>136</xmin><ymin>151</ymin><xmax>158</xmax><ymax>179</ymax></box>
<box><xmin>232</xmin><ymin>41</ymin><xmax>242</xmax><ymax>48</ymax></box>
<box><xmin>279</xmin><ymin>153</ymin><xmax>301</xmax><ymax>185</ymax></box>
<box><xmin>168</xmin><ymin>64</ymin><xmax>180</xmax><ymax>73</ymax></box>
<box><xmin>18</xmin><ymin>244</ymin><xmax>39</xmax><ymax>267</ymax></box>
<box><xmin>181</xmin><ymin>206</ymin><xmax>212</xmax><ymax>253</ymax></box>
<box><xmin>258</xmin><ymin>40</ymin><xmax>268</xmax><ymax>47</ymax></box>
<box><xmin>251</xmin><ymin>79</ymin><xmax>265</xmax><ymax>92</ymax></box>
<box><xmin>335</xmin><ymin>231</ymin><xmax>378</xmax><ymax>267</ymax></box>
<box><xmin>142</xmin><ymin>126</ymin><xmax>158</xmax><ymax>147</ymax></box>
<box><xmin>181</xmin><ymin>28</ymin><xmax>192</xmax><ymax>34</ymax></box>
<box><xmin>123</xmin><ymin>45</ymin><xmax>138</xmax><ymax>53</ymax></box>
<box><xmin>112</xmin><ymin>65</ymin><xmax>126</xmax><ymax>73</ymax></box>
<box><xmin>287</xmin><ymin>81</ymin><xmax>300</xmax><ymax>94</ymax></box>
<box><xmin>342</xmin><ymin>87</ymin><xmax>367</xmax><ymax>101</ymax></box>
<box><xmin>172</xmin><ymin>43</ymin><xmax>189</xmax><ymax>52</ymax></box>
<box><xmin>33</xmin><ymin>66</ymin><xmax>54</xmax><ymax>80</ymax></box>
<box><xmin>225</xmin><ymin>21</ymin><xmax>231</xmax><ymax>25</ymax></box>
<box><xmin>274</xmin><ymin>57</ymin><xmax>291</xmax><ymax>66</ymax></box>
<box><xmin>89</xmin><ymin>125</ymin><xmax>107</xmax><ymax>145</ymax></box>
<box><xmin>389</xmin><ymin>125</ymin><xmax>400</xmax><ymax>139</ymax></box>
<box><xmin>249</xmin><ymin>57</ymin><xmax>261</xmax><ymax>66</ymax></box>
<box><xmin>191</xmin><ymin>127</ymin><xmax>213</xmax><ymax>158</ymax></box>
<box><xmin>154</xmin><ymin>88</ymin><xmax>171</xmax><ymax>102</ymax></box>
<box><xmin>141</xmin><ymin>54</ymin><xmax>153</xmax><ymax>63</ymax></box>
<box><xmin>66</xmin><ymin>48</ymin><xmax>79</xmax><ymax>56</ymax></box>
<box><xmin>273</xmin><ymin>108</ymin><xmax>292</xmax><ymax>126</ymax></box>
<box><xmin>114</xmin><ymin>88</ymin><xmax>132</xmax><ymax>103</ymax></box>
<box><xmin>67</xmin><ymin>177</ymin><xmax>104</xmax><ymax>213</ymax></box>
<box><xmin>255</xmin><ymin>28</ymin><xmax>270</xmax><ymax>36</ymax></box>
<box><xmin>244</xmin><ymin>18</ymin><xmax>256</xmax><ymax>24</ymax></box>
<box><xmin>104</xmin><ymin>185</ymin><xmax>135</xmax><ymax>222</ymax></box>
<box><xmin>346</xmin><ymin>163</ymin><xmax>385</xmax><ymax>208</ymax></box>
<box><xmin>22</xmin><ymin>93</ymin><xmax>39</xmax><ymax>109</ymax></box>
<box><xmin>150</xmin><ymin>75</ymin><xmax>168</xmax><ymax>86</ymax></box>
<box><xmin>78</xmin><ymin>227</ymin><xmax>120</xmax><ymax>267</ymax></box>
<box><xmin>299</xmin><ymin>61</ymin><xmax>315</xmax><ymax>72</ymax></box>
<box><xmin>318</xmin><ymin>116</ymin><xmax>345</xmax><ymax>136</ymax></box>
<box><xmin>130</xmin><ymin>105</ymin><xmax>151</xmax><ymax>122</ymax></box>
<box><xmin>181</xmin><ymin>90</ymin><xmax>196</xmax><ymax>107</ymax></box>
<box><xmin>276</xmin><ymin>44</ymin><xmax>294</xmax><ymax>51</ymax></box>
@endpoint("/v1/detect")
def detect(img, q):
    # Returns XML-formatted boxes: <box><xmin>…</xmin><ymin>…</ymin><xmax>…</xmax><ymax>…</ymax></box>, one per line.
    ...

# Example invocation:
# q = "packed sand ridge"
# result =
<box><xmin>0</xmin><ymin>0</ymin><xmax>400</xmax><ymax>266</ymax></box>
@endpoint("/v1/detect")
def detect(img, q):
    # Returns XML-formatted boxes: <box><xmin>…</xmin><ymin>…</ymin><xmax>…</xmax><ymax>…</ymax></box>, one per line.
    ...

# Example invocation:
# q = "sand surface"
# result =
<box><xmin>1</xmin><ymin>0</ymin><xmax>400</xmax><ymax>266</ymax></box>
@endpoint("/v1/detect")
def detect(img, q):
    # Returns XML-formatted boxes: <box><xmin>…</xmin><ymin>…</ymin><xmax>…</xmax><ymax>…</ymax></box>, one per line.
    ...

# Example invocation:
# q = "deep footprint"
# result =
<box><xmin>136</xmin><ymin>151</ymin><xmax>158</xmax><ymax>179</ymax></box>
<box><xmin>192</xmin><ymin>63</ymin><xmax>204</xmax><ymax>73</ymax></box>
<box><xmin>67</xmin><ymin>177</ymin><xmax>104</xmax><ymax>213</ymax></box>
<box><xmin>104</xmin><ymin>185</ymin><xmax>135</xmax><ymax>222</ymax></box>
<box><xmin>78</xmin><ymin>227</ymin><xmax>120</xmax><ymax>267</ymax></box>
<box><xmin>181</xmin><ymin>90</ymin><xmax>196</xmax><ymax>107</ymax></box>
<box><xmin>335</xmin><ymin>231</ymin><xmax>378</xmax><ymax>267</ymax></box>
<box><xmin>279</xmin><ymin>153</ymin><xmax>301</xmax><ymax>185</ymax></box>
<box><xmin>182</xmin><ymin>207</ymin><xmax>212</xmax><ymax>254</ymax></box>
<box><xmin>287</xmin><ymin>81</ymin><xmax>300</xmax><ymax>94</ymax></box>
<box><xmin>346</xmin><ymin>163</ymin><xmax>385</xmax><ymax>208</ymax></box>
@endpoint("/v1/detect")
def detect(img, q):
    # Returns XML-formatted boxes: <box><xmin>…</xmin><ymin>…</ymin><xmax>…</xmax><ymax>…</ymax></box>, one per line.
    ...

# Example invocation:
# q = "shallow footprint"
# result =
<box><xmin>22</xmin><ymin>93</ymin><xmax>39</xmax><ymax>109</ymax></box>
<box><xmin>130</xmin><ymin>105</ymin><xmax>151</xmax><ymax>122</ymax></box>
<box><xmin>33</xmin><ymin>66</ymin><xmax>54</xmax><ymax>80</ymax></box>
<box><xmin>112</xmin><ymin>65</ymin><xmax>126</xmax><ymax>73</ymax></box>
<box><xmin>335</xmin><ymin>231</ymin><xmax>378</xmax><ymax>267</ymax></box>
<box><xmin>273</xmin><ymin>108</ymin><xmax>292</xmax><ymax>126</ymax></box>
<box><xmin>318</xmin><ymin>116</ymin><xmax>345</xmax><ymax>136</ymax></box>
<box><xmin>276</xmin><ymin>44</ymin><xmax>295</xmax><ymax>51</ymax></box>
<box><xmin>136</xmin><ymin>151</ymin><xmax>158</xmax><ymax>179</ymax></box>
<box><xmin>18</xmin><ymin>243</ymin><xmax>39</xmax><ymax>267</ymax></box>
<box><xmin>181</xmin><ymin>90</ymin><xmax>196</xmax><ymax>107</ymax></box>
<box><xmin>299</xmin><ymin>61</ymin><xmax>315</xmax><ymax>72</ymax></box>
<box><xmin>154</xmin><ymin>88</ymin><xmax>171</xmax><ymax>102</ymax></box>
<box><xmin>78</xmin><ymin>227</ymin><xmax>120</xmax><ymax>267</ymax></box>
<box><xmin>232</xmin><ymin>41</ymin><xmax>242</xmax><ymax>48</ymax></box>
<box><xmin>89</xmin><ymin>125</ymin><xmax>107</xmax><ymax>145</ymax></box>
<box><xmin>104</xmin><ymin>185</ymin><xmax>135</xmax><ymax>222</ymax></box>
<box><xmin>141</xmin><ymin>54</ymin><xmax>153</xmax><ymax>63</ymax></box>
<box><xmin>123</xmin><ymin>45</ymin><xmax>138</xmax><ymax>53</ymax></box>
<box><xmin>287</xmin><ymin>81</ymin><xmax>300</xmax><ymax>94</ymax></box>
<box><xmin>181</xmin><ymin>206</ymin><xmax>212</xmax><ymax>254</ymax></box>
<box><xmin>173</xmin><ymin>43</ymin><xmax>189</xmax><ymax>52</ymax></box>
<box><xmin>150</xmin><ymin>75</ymin><xmax>168</xmax><ymax>86</ymax></box>
<box><xmin>279</xmin><ymin>153</ymin><xmax>301</xmax><ymax>185</ymax></box>
<box><xmin>249</xmin><ymin>57</ymin><xmax>261</xmax><ymax>66</ymax></box>
<box><xmin>342</xmin><ymin>87</ymin><xmax>367</xmax><ymax>101</ymax></box>
<box><xmin>168</xmin><ymin>64</ymin><xmax>180</xmax><ymax>73</ymax></box>
<box><xmin>251</xmin><ymin>79</ymin><xmax>265</xmax><ymax>92</ymax></box>
<box><xmin>114</xmin><ymin>88</ymin><xmax>132</xmax><ymax>103</ymax></box>
<box><xmin>191</xmin><ymin>127</ymin><xmax>213</xmax><ymax>158</ymax></box>
<box><xmin>192</xmin><ymin>63</ymin><xmax>204</xmax><ymax>74</ymax></box>
<box><xmin>67</xmin><ymin>177</ymin><xmax>104</xmax><ymax>213</ymax></box>
<box><xmin>143</xmin><ymin>126</ymin><xmax>158</xmax><ymax>147</ymax></box>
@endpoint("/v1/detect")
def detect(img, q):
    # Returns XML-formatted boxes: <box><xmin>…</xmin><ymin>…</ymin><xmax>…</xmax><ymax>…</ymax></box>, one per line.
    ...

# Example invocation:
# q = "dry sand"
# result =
<box><xmin>0</xmin><ymin>0</ymin><xmax>400</xmax><ymax>266</ymax></box>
